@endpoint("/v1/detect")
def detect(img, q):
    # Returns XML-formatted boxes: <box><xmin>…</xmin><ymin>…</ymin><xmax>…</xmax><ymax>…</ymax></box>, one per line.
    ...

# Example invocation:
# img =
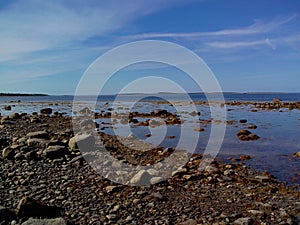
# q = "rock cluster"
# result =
<box><xmin>0</xmin><ymin>111</ymin><xmax>299</xmax><ymax>224</ymax></box>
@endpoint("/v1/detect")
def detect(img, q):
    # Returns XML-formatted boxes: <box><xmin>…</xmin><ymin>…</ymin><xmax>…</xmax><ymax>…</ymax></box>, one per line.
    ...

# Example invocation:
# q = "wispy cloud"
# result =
<box><xmin>127</xmin><ymin>14</ymin><xmax>297</xmax><ymax>40</ymax></box>
<box><xmin>205</xmin><ymin>39</ymin><xmax>274</xmax><ymax>49</ymax></box>
<box><xmin>0</xmin><ymin>0</ymin><xmax>195</xmax><ymax>62</ymax></box>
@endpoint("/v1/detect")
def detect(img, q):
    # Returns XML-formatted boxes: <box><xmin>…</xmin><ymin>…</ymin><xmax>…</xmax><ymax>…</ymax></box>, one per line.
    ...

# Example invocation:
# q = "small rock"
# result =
<box><xmin>4</xmin><ymin>105</ymin><xmax>12</xmax><ymax>110</ymax></box>
<box><xmin>248</xmin><ymin>209</ymin><xmax>264</xmax><ymax>215</ymax></box>
<box><xmin>237</xmin><ymin>130</ymin><xmax>251</xmax><ymax>136</ymax></box>
<box><xmin>248</xmin><ymin>124</ymin><xmax>257</xmax><ymax>129</ymax></box>
<box><xmin>239</xmin><ymin>119</ymin><xmax>247</xmax><ymax>123</ymax></box>
<box><xmin>255</xmin><ymin>175</ymin><xmax>271</xmax><ymax>183</ymax></box>
<box><xmin>194</xmin><ymin>127</ymin><xmax>205</xmax><ymax>132</ymax></box>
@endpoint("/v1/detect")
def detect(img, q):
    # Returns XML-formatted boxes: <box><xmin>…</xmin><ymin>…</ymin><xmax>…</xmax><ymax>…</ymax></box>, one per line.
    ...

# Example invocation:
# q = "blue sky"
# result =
<box><xmin>0</xmin><ymin>0</ymin><xmax>300</xmax><ymax>94</ymax></box>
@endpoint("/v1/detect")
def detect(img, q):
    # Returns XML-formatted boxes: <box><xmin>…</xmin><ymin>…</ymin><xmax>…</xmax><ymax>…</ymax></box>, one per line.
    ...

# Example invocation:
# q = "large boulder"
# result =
<box><xmin>17</xmin><ymin>197</ymin><xmax>61</xmax><ymax>218</ymax></box>
<box><xmin>40</xmin><ymin>108</ymin><xmax>52</xmax><ymax>115</ymax></box>
<box><xmin>0</xmin><ymin>205</ymin><xmax>17</xmax><ymax>224</ymax></box>
<box><xmin>130</xmin><ymin>170</ymin><xmax>152</xmax><ymax>186</ymax></box>
<box><xmin>68</xmin><ymin>133</ymin><xmax>95</xmax><ymax>151</ymax></box>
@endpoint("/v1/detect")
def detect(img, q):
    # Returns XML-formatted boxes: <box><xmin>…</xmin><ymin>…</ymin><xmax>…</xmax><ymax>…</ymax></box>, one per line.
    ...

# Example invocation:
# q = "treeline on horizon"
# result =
<box><xmin>0</xmin><ymin>93</ymin><xmax>48</xmax><ymax>96</ymax></box>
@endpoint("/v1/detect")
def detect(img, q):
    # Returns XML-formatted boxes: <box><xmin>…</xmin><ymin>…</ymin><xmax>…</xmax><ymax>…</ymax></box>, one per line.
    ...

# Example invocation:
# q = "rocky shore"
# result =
<box><xmin>0</xmin><ymin>110</ymin><xmax>300</xmax><ymax>224</ymax></box>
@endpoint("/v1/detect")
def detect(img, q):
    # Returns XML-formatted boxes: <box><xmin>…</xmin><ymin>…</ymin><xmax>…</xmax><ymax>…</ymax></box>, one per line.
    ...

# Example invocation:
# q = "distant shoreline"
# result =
<box><xmin>0</xmin><ymin>93</ymin><xmax>48</xmax><ymax>96</ymax></box>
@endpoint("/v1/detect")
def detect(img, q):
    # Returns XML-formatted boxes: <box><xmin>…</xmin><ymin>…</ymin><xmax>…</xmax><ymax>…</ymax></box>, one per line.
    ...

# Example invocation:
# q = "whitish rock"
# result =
<box><xmin>2</xmin><ymin>147</ymin><xmax>14</xmax><ymax>159</ymax></box>
<box><xmin>21</xmin><ymin>217</ymin><xmax>67</xmax><ymax>225</ymax></box>
<box><xmin>150</xmin><ymin>176</ymin><xmax>164</xmax><ymax>184</ymax></box>
<box><xmin>233</xmin><ymin>217</ymin><xmax>253</xmax><ymax>225</ymax></box>
<box><xmin>130</xmin><ymin>170</ymin><xmax>151</xmax><ymax>185</ymax></box>
<box><xmin>179</xmin><ymin>219</ymin><xmax>197</xmax><ymax>225</ymax></box>
<box><xmin>68</xmin><ymin>133</ymin><xmax>95</xmax><ymax>151</ymax></box>
<box><xmin>26</xmin><ymin>131</ymin><xmax>49</xmax><ymax>139</ymax></box>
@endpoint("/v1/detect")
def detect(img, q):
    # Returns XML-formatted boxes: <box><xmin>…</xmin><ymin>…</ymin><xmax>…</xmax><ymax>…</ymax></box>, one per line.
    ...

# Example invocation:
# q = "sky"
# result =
<box><xmin>0</xmin><ymin>0</ymin><xmax>300</xmax><ymax>95</ymax></box>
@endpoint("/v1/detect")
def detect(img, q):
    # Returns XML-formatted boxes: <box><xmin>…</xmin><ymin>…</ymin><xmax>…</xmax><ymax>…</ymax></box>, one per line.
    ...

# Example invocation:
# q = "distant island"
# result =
<box><xmin>0</xmin><ymin>93</ymin><xmax>48</xmax><ymax>96</ymax></box>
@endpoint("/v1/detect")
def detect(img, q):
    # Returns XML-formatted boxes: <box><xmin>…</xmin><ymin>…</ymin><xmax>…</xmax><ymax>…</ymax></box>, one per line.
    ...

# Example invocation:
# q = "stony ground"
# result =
<box><xmin>0</xmin><ymin>111</ymin><xmax>299</xmax><ymax>225</ymax></box>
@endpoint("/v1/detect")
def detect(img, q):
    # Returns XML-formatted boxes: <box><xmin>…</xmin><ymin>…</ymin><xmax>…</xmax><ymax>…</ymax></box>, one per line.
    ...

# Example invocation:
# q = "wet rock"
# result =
<box><xmin>237</xmin><ymin>130</ymin><xmax>260</xmax><ymax>141</ymax></box>
<box><xmin>293</xmin><ymin>151</ymin><xmax>300</xmax><ymax>158</ymax></box>
<box><xmin>26</xmin><ymin>131</ymin><xmax>49</xmax><ymax>139</ymax></box>
<box><xmin>40</xmin><ymin>108</ymin><xmax>53</xmax><ymax>115</ymax></box>
<box><xmin>248</xmin><ymin>124</ymin><xmax>257</xmax><ymax>129</ymax></box>
<box><xmin>240</xmin><ymin>155</ymin><xmax>251</xmax><ymax>161</ymax></box>
<box><xmin>4</xmin><ymin>105</ymin><xmax>12</xmax><ymax>110</ymax></box>
<box><xmin>21</xmin><ymin>217</ymin><xmax>68</xmax><ymax>225</ymax></box>
<box><xmin>79</xmin><ymin>107</ymin><xmax>91</xmax><ymax>114</ymax></box>
<box><xmin>9</xmin><ymin>113</ymin><xmax>20</xmax><ymax>120</ymax></box>
<box><xmin>17</xmin><ymin>197</ymin><xmax>61</xmax><ymax>218</ymax></box>
<box><xmin>194</xmin><ymin>127</ymin><xmax>205</xmax><ymax>132</ymax></box>
<box><xmin>237</xmin><ymin>130</ymin><xmax>251</xmax><ymax>136</ymax></box>
<box><xmin>273</xmin><ymin>98</ymin><xmax>282</xmax><ymax>104</ymax></box>
<box><xmin>43</xmin><ymin>145</ymin><xmax>68</xmax><ymax>159</ymax></box>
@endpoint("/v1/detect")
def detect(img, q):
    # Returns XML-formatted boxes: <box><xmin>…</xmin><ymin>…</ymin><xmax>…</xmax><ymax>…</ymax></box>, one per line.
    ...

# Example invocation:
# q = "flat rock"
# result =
<box><xmin>234</xmin><ymin>217</ymin><xmax>253</xmax><ymax>225</ymax></box>
<box><xmin>179</xmin><ymin>219</ymin><xmax>197</xmax><ymax>225</ymax></box>
<box><xmin>26</xmin><ymin>131</ymin><xmax>49</xmax><ymax>139</ymax></box>
<box><xmin>43</xmin><ymin>145</ymin><xmax>67</xmax><ymax>159</ymax></box>
<box><xmin>21</xmin><ymin>217</ymin><xmax>68</xmax><ymax>225</ymax></box>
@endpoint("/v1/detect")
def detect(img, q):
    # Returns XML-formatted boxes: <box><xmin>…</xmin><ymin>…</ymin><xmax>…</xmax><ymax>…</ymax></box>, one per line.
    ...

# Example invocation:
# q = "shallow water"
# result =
<box><xmin>0</xmin><ymin>94</ymin><xmax>299</xmax><ymax>186</ymax></box>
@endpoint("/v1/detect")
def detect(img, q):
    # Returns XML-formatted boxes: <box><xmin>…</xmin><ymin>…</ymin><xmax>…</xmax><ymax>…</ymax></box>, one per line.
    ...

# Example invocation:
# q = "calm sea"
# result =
<box><xmin>0</xmin><ymin>92</ymin><xmax>300</xmax><ymax>103</ymax></box>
